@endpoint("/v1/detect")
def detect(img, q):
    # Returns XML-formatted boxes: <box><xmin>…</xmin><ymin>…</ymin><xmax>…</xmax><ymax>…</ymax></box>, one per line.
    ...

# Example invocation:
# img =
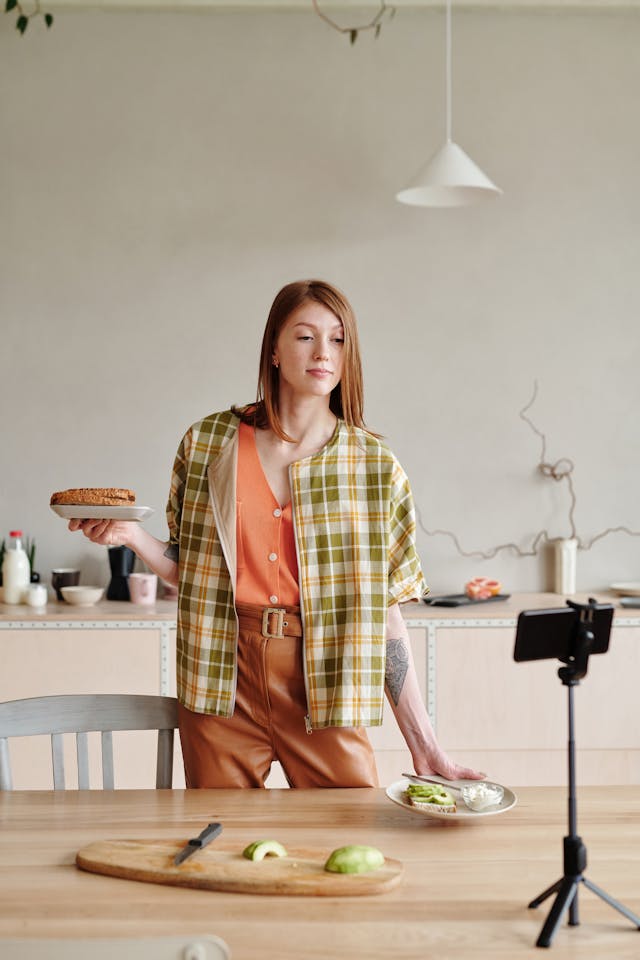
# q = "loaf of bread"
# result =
<box><xmin>50</xmin><ymin>488</ymin><xmax>136</xmax><ymax>507</ymax></box>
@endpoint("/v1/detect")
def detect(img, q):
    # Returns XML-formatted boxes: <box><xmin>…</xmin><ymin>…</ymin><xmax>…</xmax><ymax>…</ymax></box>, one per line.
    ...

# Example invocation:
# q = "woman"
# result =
<box><xmin>70</xmin><ymin>280</ymin><xmax>483</xmax><ymax>788</ymax></box>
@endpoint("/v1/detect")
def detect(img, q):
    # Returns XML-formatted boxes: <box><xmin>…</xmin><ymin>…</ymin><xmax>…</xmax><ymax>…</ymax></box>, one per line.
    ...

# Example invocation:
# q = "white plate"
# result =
<box><xmin>385</xmin><ymin>778</ymin><xmax>517</xmax><ymax>822</ymax></box>
<box><xmin>610</xmin><ymin>582</ymin><xmax>640</xmax><ymax>597</ymax></box>
<box><xmin>51</xmin><ymin>504</ymin><xmax>154</xmax><ymax>522</ymax></box>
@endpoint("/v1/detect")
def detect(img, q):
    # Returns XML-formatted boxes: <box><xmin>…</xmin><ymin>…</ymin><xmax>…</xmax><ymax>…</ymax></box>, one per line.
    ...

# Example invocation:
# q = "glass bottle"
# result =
<box><xmin>2</xmin><ymin>530</ymin><xmax>31</xmax><ymax>604</ymax></box>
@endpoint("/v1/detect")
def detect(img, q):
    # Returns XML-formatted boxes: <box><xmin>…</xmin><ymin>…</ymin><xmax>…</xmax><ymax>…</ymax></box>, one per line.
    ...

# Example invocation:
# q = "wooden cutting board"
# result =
<box><xmin>76</xmin><ymin>839</ymin><xmax>403</xmax><ymax>897</ymax></box>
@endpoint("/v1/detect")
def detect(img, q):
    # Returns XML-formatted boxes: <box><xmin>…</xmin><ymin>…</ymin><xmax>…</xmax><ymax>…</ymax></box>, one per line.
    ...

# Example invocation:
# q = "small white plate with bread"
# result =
<box><xmin>50</xmin><ymin>487</ymin><xmax>154</xmax><ymax>522</ymax></box>
<box><xmin>51</xmin><ymin>504</ymin><xmax>154</xmax><ymax>521</ymax></box>
<box><xmin>386</xmin><ymin>777</ymin><xmax>517</xmax><ymax>821</ymax></box>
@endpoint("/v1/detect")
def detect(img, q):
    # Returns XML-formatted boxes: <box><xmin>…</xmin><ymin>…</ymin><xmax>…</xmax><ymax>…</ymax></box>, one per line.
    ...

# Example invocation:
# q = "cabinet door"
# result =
<box><xmin>435</xmin><ymin>625</ymin><xmax>640</xmax><ymax>786</ymax></box>
<box><xmin>1</xmin><ymin>627</ymin><xmax>184</xmax><ymax>789</ymax></box>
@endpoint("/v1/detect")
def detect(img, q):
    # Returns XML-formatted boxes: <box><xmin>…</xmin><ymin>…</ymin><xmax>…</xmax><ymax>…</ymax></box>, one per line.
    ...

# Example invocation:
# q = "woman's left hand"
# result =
<box><xmin>414</xmin><ymin>746</ymin><xmax>485</xmax><ymax>781</ymax></box>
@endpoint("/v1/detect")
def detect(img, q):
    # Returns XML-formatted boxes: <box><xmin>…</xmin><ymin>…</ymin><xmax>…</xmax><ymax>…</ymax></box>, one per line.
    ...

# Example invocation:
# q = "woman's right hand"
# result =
<box><xmin>68</xmin><ymin>518</ymin><xmax>137</xmax><ymax>549</ymax></box>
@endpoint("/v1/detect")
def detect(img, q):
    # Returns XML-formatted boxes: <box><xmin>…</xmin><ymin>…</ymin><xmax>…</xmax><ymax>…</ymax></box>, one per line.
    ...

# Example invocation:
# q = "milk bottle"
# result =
<box><xmin>2</xmin><ymin>530</ymin><xmax>31</xmax><ymax>603</ymax></box>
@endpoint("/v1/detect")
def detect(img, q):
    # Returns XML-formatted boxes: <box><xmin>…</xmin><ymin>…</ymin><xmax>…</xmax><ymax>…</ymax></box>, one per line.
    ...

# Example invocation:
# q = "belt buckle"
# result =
<box><xmin>262</xmin><ymin>607</ymin><xmax>286</xmax><ymax>639</ymax></box>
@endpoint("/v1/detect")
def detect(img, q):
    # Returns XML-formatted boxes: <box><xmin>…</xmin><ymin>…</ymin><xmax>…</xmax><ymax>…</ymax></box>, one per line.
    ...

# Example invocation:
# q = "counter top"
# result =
<box><xmin>1</xmin><ymin>785</ymin><xmax>639</xmax><ymax>959</ymax></box>
<box><xmin>401</xmin><ymin>590</ymin><xmax>639</xmax><ymax>622</ymax></box>
<box><xmin>1</xmin><ymin>592</ymin><xmax>637</xmax><ymax>624</ymax></box>
<box><xmin>0</xmin><ymin>598</ymin><xmax>178</xmax><ymax>623</ymax></box>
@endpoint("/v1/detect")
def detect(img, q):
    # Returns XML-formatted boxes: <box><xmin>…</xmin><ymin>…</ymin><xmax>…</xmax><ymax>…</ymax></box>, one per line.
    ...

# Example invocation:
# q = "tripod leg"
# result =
<box><xmin>536</xmin><ymin>878</ymin><xmax>579</xmax><ymax>949</ymax></box>
<box><xmin>529</xmin><ymin>878</ymin><xmax>563</xmax><ymax>909</ymax></box>
<box><xmin>582</xmin><ymin>877</ymin><xmax>640</xmax><ymax>927</ymax></box>
<box><xmin>568</xmin><ymin>887</ymin><xmax>579</xmax><ymax>926</ymax></box>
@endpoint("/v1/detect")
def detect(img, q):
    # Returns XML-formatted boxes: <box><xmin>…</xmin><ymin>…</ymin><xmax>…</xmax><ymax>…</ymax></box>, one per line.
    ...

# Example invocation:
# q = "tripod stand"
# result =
<box><xmin>528</xmin><ymin>602</ymin><xmax>640</xmax><ymax>948</ymax></box>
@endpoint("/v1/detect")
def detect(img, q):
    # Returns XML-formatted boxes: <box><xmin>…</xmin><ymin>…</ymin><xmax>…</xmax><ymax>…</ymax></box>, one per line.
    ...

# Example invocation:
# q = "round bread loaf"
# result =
<box><xmin>50</xmin><ymin>488</ymin><xmax>135</xmax><ymax>507</ymax></box>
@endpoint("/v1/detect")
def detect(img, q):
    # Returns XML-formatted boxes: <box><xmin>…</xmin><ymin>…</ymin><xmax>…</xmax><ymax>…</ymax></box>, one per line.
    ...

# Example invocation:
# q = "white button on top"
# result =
<box><xmin>273</xmin><ymin>508</ymin><xmax>282</xmax><ymax>518</ymax></box>
<box><xmin>268</xmin><ymin>552</ymin><xmax>278</xmax><ymax>562</ymax></box>
<box><xmin>269</xmin><ymin>595</ymin><xmax>278</xmax><ymax>604</ymax></box>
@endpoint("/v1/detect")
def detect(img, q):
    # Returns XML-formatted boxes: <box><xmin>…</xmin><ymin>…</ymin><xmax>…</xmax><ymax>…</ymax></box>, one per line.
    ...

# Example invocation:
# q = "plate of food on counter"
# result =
<box><xmin>610</xmin><ymin>582</ymin><xmax>640</xmax><ymax>598</ymax></box>
<box><xmin>50</xmin><ymin>488</ymin><xmax>154</xmax><ymax>522</ymax></box>
<box><xmin>423</xmin><ymin>577</ymin><xmax>510</xmax><ymax>607</ymax></box>
<box><xmin>386</xmin><ymin>775</ymin><xmax>517</xmax><ymax>821</ymax></box>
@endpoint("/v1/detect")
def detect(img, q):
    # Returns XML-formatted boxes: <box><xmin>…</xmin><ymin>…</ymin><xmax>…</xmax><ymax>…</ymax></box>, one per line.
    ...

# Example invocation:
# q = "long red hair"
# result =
<box><xmin>234</xmin><ymin>280</ymin><xmax>366</xmax><ymax>441</ymax></box>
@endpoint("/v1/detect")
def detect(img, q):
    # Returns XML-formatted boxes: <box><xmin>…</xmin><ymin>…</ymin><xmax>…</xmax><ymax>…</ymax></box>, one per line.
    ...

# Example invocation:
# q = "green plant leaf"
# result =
<box><xmin>17</xmin><ymin>14</ymin><xmax>28</xmax><ymax>33</ymax></box>
<box><xmin>6</xmin><ymin>0</ymin><xmax>18</xmax><ymax>12</ymax></box>
<box><xmin>45</xmin><ymin>13</ymin><xmax>53</xmax><ymax>27</ymax></box>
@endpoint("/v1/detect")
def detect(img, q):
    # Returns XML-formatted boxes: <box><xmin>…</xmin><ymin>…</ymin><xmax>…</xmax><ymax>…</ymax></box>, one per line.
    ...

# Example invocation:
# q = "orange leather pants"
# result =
<box><xmin>178</xmin><ymin>602</ymin><xmax>379</xmax><ymax>788</ymax></box>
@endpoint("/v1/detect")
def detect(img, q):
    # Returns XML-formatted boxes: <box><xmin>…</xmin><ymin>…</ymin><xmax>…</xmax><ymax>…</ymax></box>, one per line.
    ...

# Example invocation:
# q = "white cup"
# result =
<box><xmin>25</xmin><ymin>583</ymin><xmax>48</xmax><ymax>607</ymax></box>
<box><xmin>128</xmin><ymin>573</ymin><xmax>158</xmax><ymax>605</ymax></box>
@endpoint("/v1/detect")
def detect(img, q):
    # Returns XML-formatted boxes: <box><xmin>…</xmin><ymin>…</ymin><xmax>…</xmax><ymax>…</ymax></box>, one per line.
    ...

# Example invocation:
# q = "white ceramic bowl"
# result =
<box><xmin>60</xmin><ymin>586</ymin><xmax>104</xmax><ymax>606</ymax></box>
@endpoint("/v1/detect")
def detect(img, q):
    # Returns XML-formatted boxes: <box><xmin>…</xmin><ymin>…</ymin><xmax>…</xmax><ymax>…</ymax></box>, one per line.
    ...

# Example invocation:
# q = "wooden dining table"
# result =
<box><xmin>1</xmin><ymin>785</ymin><xmax>639</xmax><ymax>959</ymax></box>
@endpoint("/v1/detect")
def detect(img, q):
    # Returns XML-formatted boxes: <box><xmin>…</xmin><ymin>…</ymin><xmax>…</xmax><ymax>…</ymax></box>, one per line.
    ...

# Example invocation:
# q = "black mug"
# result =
<box><xmin>51</xmin><ymin>568</ymin><xmax>81</xmax><ymax>602</ymax></box>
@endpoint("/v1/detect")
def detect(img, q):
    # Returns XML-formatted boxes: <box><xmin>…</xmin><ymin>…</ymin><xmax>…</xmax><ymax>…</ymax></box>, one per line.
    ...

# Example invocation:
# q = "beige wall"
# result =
<box><xmin>1</xmin><ymin>7</ymin><xmax>639</xmax><ymax>597</ymax></box>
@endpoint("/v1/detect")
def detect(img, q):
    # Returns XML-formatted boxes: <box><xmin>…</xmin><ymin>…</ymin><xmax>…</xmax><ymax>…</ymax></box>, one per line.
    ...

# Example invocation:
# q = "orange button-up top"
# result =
<box><xmin>235</xmin><ymin>421</ymin><xmax>300</xmax><ymax>607</ymax></box>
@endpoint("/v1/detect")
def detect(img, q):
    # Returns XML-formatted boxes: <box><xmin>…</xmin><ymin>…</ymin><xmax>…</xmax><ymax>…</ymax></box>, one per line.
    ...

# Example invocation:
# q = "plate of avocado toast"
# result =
<box><xmin>385</xmin><ymin>777</ymin><xmax>517</xmax><ymax>821</ymax></box>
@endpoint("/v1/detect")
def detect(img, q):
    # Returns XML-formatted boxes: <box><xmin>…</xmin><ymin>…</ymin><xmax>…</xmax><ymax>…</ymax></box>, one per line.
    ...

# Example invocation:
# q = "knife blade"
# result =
<box><xmin>174</xmin><ymin>821</ymin><xmax>223</xmax><ymax>865</ymax></box>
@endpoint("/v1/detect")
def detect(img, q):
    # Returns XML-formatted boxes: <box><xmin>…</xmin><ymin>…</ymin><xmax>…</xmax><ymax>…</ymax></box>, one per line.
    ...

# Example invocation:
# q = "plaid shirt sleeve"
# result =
<box><xmin>387</xmin><ymin>459</ymin><xmax>429</xmax><ymax>604</ymax></box>
<box><xmin>166</xmin><ymin>426</ymin><xmax>192</xmax><ymax>562</ymax></box>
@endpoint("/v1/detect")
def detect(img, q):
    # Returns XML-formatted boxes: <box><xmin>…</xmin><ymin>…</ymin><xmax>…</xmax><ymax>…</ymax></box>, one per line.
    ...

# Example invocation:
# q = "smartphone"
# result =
<box><xmin>514</xmin><ymin>603</ymin><xmax>613</xmax><ymax>663</ymax></box>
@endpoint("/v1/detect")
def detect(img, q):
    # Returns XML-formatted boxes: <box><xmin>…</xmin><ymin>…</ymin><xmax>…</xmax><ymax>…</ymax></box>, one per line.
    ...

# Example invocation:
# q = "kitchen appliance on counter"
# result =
<box><xmin>106</xmin><ymin>546</ymin><xmax>135</xmax><ymax>601</ymax></box>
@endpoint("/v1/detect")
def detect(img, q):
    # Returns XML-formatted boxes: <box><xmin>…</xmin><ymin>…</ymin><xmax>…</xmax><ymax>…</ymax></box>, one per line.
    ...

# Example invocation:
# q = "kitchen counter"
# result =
<box><xmin>1</xmin><ymin>785</ymin><xmax>639</xmax><ymax>959</ymax></box>
<box><xmin>1</xmin><ymin>592</ymin><xmax>639</xmax><ymax>788</ymax></box>
<box><xmin>1</xmin><ymin>590</ymin><xmax>636</xmax><ymax>624</ymax></box>
<box><xmin>400</xmin><ymin>589</ymin><xmax>640</xmax><ymax>623</ymax></box>
<box><xmin>0</xmin><ymin>599</ymin><xmax>181</xmax><ymax>789</ymax></box>
<box><xmin>0</xmin><ymin>597</ymin><xmax>178</xmax><ymax>623</ymax></box>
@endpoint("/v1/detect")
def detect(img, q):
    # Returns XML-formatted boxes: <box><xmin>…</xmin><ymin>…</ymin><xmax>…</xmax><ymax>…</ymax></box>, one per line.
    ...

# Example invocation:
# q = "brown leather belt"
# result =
<box><xmin>236</xmin><ymin>602</ymin><xmax>303</xmax><ymax>639</ymax></box>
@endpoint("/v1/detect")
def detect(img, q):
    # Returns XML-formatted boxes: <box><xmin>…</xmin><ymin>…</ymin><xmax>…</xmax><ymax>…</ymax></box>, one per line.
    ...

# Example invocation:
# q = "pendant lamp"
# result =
<box><xmin>396</xmin><ymin>0</ymin><xmax>501</xmax><ymax>207</ymax></box>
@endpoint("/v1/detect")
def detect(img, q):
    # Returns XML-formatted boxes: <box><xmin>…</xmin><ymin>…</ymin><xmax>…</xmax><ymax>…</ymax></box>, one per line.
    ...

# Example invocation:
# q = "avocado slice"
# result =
<box><xmin>242</xmin><ymin>839</ymin><xmax>288</xmax><ymax>861</ymax></box>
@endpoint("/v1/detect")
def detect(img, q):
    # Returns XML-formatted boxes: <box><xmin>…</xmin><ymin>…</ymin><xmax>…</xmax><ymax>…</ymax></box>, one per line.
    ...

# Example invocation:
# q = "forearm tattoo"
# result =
<box><xmin>385</xmin><ymin>638</ymin><xmax>409</xmax><ymax>706</ymax></box>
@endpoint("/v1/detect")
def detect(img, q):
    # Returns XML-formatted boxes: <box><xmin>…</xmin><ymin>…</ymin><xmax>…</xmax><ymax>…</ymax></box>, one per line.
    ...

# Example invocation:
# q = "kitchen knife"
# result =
<box><xmin>174</xmin><ymin>822</ymin><xmax>223</xmax><ymax>865</ymax></box>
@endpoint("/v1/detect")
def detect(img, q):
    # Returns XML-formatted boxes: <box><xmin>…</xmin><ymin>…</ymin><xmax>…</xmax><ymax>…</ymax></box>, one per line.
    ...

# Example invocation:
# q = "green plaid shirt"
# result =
<box><xmin>167</xmin><ymin>409</ymin><xmax>428</xmax><ymax>728</ymax></box>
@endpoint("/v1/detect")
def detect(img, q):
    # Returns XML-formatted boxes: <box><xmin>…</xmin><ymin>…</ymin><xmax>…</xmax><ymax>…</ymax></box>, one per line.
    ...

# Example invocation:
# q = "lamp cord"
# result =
<box><xmin>446</xmin><ymin>0</ymin><xmax>452</xmax><ymax>142</ymax></box>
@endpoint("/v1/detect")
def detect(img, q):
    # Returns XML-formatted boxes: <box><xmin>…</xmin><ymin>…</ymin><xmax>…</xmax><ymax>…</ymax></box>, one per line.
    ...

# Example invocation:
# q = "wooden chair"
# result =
<box><xmin>1</xmin><ymin>936</ymin><xmax>229</xmax><ymax>960</ymax></box>
<box><xmin>0</xmin><ymin>694</ymin><xmax>179</xmax><ymax>790</ymax></box>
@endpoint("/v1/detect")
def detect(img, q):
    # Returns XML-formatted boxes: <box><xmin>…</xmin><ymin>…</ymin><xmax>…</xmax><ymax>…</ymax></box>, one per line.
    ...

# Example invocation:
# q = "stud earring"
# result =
<box><xmin>272</xmin><ymin>357</ymin><xmax>279</xmax><ymax>368</ymax></box>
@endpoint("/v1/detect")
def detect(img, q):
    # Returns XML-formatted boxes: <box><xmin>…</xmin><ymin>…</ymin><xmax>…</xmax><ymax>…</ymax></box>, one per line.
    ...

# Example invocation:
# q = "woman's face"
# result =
<box><xmin>273</xmin><ymin>301</ymin><xmax>345</xmax><ymax>402</ymax></box>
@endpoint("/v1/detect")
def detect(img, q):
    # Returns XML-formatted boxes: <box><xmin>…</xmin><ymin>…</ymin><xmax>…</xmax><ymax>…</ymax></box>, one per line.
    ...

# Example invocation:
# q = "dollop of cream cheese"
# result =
<box><xmin>462</xmin><ymin>782</ymin><xmax>504</xmax><ymax>811</ymax></box>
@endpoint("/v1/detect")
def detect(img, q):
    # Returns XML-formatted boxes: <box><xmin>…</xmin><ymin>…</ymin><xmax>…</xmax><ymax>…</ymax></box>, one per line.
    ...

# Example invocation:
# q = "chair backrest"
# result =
<box><xmin>0</xmin><ymin>694</ymin><xmax>179</xmax><ymax>791</ymax></box>
<box><xmin>1</xmin><ymin>936</ymin><xmax>229</xmax><ymax>960</ymax></box>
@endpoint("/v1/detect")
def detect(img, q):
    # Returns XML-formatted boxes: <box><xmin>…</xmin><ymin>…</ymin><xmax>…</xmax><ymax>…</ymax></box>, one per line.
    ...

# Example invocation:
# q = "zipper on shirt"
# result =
<box><xmin>290</xmin><ymin>462</ymin><xmax>313</xmax><ymax>735</ymax></box>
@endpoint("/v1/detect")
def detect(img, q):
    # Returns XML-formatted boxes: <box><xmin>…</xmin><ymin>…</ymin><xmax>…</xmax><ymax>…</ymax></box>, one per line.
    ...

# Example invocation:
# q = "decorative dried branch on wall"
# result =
<box><xmin>417</xmin><ymin>381</ymin><xmax>640</xmax><ymax>558</ymax></box>
<box><xmin>5</xmin><ymin>0</ymin><xmax>53</xmax><ymax>34</ymax></box>
<box><xmin>311</xmin><ymin>0</ymin><xmax>395</xmax><ymax>44</ymax></box>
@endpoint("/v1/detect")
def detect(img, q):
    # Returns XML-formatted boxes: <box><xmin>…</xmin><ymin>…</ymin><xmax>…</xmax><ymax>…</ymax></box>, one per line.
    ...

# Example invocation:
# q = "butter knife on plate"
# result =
<box><xmin>174</xmin><ymin>822</ymin><xmax>223</xmax><ymax>865</ymax></box>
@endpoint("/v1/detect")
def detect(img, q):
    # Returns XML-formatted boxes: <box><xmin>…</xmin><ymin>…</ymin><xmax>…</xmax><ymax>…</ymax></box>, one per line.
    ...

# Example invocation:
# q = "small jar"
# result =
<box><xmin>25</xmin><ymin>583</ymin><xmax>48</xmax><ymax>607</ymax></box>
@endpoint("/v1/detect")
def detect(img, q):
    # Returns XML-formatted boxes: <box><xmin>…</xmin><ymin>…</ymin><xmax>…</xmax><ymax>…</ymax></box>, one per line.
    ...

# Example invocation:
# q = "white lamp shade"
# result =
<box><xmin>396</xmin><ymin>140</ymin><xmax>502</xmax><ymax>208</ymax></box>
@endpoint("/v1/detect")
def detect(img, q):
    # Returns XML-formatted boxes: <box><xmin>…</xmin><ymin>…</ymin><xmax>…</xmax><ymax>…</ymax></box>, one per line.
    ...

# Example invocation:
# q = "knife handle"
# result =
<box><xmin>189</xmin><ymin>821</ymin><xmax>223</xmax><ymax>848</ymax></box>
